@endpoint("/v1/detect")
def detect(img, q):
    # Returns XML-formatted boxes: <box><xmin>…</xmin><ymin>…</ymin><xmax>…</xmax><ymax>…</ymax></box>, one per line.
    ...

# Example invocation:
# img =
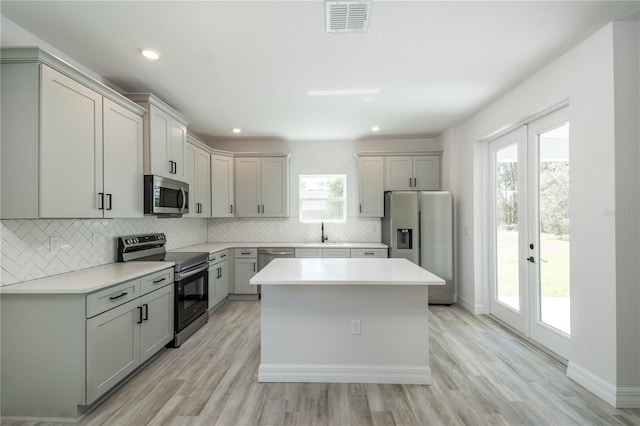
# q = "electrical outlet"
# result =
<box><xmin>351</xmin><ymin>319</ymin><xmax>361</xmax><ymax>335</ymax></box>
<box><xmin>49</xmin><ymin>235</ymin><xmax>62</xmax><ymax>252</ymax></box>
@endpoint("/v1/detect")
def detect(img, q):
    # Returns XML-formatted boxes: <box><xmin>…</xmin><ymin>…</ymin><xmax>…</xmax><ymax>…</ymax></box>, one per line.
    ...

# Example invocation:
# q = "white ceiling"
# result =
<box><xmin>1</xmin><ymin>1</ymin><xmax>638</xmax><ymax>142</ymax></box>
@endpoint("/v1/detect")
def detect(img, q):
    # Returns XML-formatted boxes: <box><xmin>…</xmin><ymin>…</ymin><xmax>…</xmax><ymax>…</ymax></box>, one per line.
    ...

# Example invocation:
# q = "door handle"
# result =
<box><xmin>143</xmin><ymin>303</ymin><xmax>148</xmax><ymax>321</ymax></box>
<box><xmin>137</xmin><ymin>306</ymin><xmax>143</xmax><ymax>324</ymax></box>
<box><xmin>106</xmin><ymin>193</ymin><xmax>112</xmax><ymax>210</ymax></box>
<box><xmin>409</xmin><ymin>178</ymin><xmax>412</xmax><ymax>187</ymax></box>
<box><xmin>413</xmin><ymin>177</ymin><xmax>417</xmax><ymax>187</ymax></box>
<box><xmin>98</xmin><ymin>192</ymin><xmax>104</xmax><ymax>210</ymax></box>
<box><xmin>230</xmin><ymin>204</ymin><xmax>234</xmax><ymax>214</ymax></box>
<box><xmin>527</xmin><ymin>256</ymin><xmax>535</xmax><ymax>263</ymax></box>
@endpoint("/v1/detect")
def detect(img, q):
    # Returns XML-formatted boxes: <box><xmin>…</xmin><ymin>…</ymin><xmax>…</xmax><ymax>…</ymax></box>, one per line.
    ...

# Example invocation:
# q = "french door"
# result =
<box><xmin>489</xmin><ymin>108</ymin><xmax>570</xmax><ymax>358</ymax></box>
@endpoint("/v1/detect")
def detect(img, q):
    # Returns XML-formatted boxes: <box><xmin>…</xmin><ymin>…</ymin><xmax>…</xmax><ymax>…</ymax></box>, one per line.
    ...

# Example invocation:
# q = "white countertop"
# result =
<box><xmin>250</xmin><ymin>258</ymin><xmax>445</xmax><ymax>286</ymax></box>
<box><xmin>172</xmin><ymin>242</ymin><xmax>387</xmax><ymax>254</ymax></box>
<box><xmin>0</xmin><ymin>262</ymin><xmax>174</xmax><ymax>294</ymax></box>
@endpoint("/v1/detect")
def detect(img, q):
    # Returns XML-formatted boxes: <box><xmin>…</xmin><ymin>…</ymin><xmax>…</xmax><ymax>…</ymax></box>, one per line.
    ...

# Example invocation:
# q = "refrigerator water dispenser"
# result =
<box><xmin>397</xmin><ymin>229</ymin><xmax>413</xmax><ymax>249</ymax></box>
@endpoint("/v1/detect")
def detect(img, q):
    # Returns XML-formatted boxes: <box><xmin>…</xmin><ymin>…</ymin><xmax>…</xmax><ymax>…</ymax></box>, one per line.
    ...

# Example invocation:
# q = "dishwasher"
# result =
<box><xmin>257</xmin><ymin>248</ymin><xmax>295</xmax><ymax>296</ymax></box>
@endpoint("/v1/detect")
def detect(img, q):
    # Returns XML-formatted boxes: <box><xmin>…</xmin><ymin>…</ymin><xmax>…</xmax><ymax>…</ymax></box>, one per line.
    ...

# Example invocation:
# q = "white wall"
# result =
<box><xmin>612</xmin><ymin>22</ymin><xmax>640</xmax><ymax>392</ymax></box>
<box><xmin>445</xmin><ymin>21</ymin><xmax>639</xmax><ymax>406</ymax></box>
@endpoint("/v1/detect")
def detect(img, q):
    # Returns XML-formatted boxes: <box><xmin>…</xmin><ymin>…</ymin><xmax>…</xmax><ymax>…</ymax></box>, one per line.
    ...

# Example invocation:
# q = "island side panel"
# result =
<box><xmin>259</xmin><ymin>284</ymin><xmax>431</xmax><ymax>384</ymax></box>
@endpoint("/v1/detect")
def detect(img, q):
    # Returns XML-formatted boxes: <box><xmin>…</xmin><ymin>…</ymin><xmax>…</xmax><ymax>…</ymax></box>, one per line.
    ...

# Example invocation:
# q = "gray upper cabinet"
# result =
<box><xmin>184</xmin><ymin>138</ymin><xmax>211</xmax><ymax>218</ymax></box>
<box><xmin>385</xmin><ymin>155</ymin><xmax>441</xmax><ymax>191</ymax></box>
<box><xmin>356</xmin><ymin>156</ymin><xmax>384</xmax><ymax>217</ymax></box>
<box><xmin>124</xmin><ymin>93</ymin><xmax>190</xmax><ymax>181</ymax></box>
<box><xmin>0</xmin><ymin>48</ymin><xmax>145</xmax><ymax>219</ymax></box>
<box><xmin>211</xmin><ymin>154</ymin><xmax>235</xmax><ymax>217</ymax></box>
<box><xmin>234</xmin><ymin>155</ymin><xmax>290</xmax><ymax>218</ymax></box>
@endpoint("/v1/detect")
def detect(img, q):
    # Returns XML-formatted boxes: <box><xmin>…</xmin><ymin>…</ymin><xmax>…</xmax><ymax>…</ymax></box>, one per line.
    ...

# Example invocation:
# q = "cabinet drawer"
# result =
<box><xmin>322</xmin><ymin>248</ymin><xmax>350</xmax><ymax>258</ymax></box>
<box><xmin>87</xmin><ymin>279</ymin><xmax>140</xmax><ymax>318</ymax></box>
<box><xmin>140</xmin><ymin>268</ymin><xmax>174</xmax><ymax>296</ymax></box>
<box><xmin>295</xmin><ymin>248</ymin><xmax>322</xmax><ymax>258</ymax></box>
<box><xmin>235</xmin><ymin>248</ymin><xmax>257</xmax><ymax>258</ymax></box>
<box><xmin>350</xmin><ymin>248</ymin><xmax>388</xmax><ymax>258</ymax></box>
<box><xmin>210</xmin><ymin>249</ymin><xmax>229</xmax><ymax>263</ymax></box>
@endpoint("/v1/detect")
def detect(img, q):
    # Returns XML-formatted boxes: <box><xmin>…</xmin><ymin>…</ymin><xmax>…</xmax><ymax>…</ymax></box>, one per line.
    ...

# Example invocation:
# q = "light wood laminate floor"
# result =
<box><xmin>6</xmin><ymin>301</ymin><xmax>640</xmax><ymax>426</ymax></box>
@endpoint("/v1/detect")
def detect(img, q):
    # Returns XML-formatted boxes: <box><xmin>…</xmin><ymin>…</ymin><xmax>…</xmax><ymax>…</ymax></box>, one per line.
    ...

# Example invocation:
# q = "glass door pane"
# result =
<box><xmin>537</xmin><ymin>123</ymin><xmax>570</xmax><ymax>334</ymax></box>
<box><xmin>495</xmin><ymin>143</ymin><xmax>520</xmax><ymax>311</ymax></box>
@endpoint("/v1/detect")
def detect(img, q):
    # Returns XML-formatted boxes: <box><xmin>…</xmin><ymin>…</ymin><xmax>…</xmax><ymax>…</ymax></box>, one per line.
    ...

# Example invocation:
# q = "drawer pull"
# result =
<box><xmin>109</xmin><ymin>292</ymin><xmax>128</xmax><ymax>301</ymax></box>
<box><xmin>152</xmin><ymin>277</ymin><xmax>167</xmax><ymax>284</ymax></box>
<box><xmin>364</xmin><ymin>252</ymin><xmax>374</xmax><ymax>255</ymax></box>
<box><xmin>241</xmin><ymin>251</ymin><xmax>251</xmax><ymax>255</ymax></box>
<box><xmin>220</xmin><ymin>253</ymin><xmax>227</xmax><ymax>258</ymax></box>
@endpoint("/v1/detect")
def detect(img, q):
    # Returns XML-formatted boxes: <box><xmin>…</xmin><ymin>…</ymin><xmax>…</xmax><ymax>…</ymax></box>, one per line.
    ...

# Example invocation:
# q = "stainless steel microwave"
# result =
<box><xmin>144</xmin><ymin>175</ymin><xmax>189</xmax><ymax>216</ymax></box>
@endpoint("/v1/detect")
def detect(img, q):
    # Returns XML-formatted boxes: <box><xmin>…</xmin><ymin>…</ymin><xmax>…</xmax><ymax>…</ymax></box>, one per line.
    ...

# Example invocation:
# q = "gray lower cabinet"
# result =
<box><xmin>0</xmin><ymin>266</ymin><xmax>174</xmax><ymax>420</ymax></box>
<box><xmin>86</xmin><ymin>275</ymin><xmax>174</xmax><ymax>404</ymax></box>
<box><xmin>209</xmin><ymin>249</ymin><xmax>229</xmax><ymax>308</ymax></box>
<box><xmin>234</xmin><ymin>249</ymin><xmax>257</xmax><ymax>294</ymax></box>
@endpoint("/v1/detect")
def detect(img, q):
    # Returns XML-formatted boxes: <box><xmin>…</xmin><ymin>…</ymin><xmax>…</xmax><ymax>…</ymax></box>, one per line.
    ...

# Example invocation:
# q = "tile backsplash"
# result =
<box><xmin>208</xmin><ymin>217</ymin><xmax>381</xmax><ymax>243</ymax></box>
<box><xmin>1</xmin><ymin>216</ymin><xmax>381</xmax><ymax>286</ymax></box>
<box><xmin>0</xmin><ymin>218</ymin><xmax>208</xmax><ymax>286</ymax></box>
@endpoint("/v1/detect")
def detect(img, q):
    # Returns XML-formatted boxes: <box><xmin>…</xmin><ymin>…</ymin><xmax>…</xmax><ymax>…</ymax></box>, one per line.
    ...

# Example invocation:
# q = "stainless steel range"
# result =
<box><xmin>118</xmin><ymin>233</ymin><xmax>209</xmax><ymax>347</ymax></box>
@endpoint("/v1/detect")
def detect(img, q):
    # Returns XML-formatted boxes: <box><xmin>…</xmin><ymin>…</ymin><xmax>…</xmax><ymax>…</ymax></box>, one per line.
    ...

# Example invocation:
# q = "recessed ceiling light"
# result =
<box><xmin>232</xmin><ymin>128</ymin><xmax>242</xmax><ymax>134</ymax></box>
<box><xmin>371</xmin><ymin>126</ymin><xmax>381</xmax><ymax>132</ymax></box>
<box><xmin>140</xmin><ymin>48</ymin><xmax>160</xmax><ymax>61</ymax></box>
<box><xmin>308</xmin><ymin>88</ymin><xmax>380</xmax><ymax>96</ymax></box>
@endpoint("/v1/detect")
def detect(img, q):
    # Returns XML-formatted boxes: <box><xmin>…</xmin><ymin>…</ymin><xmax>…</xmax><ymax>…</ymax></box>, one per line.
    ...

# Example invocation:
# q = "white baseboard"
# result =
<box><xmin>567</xmin><ymin>361</ymin><xmax>640</xmax><ymax>408</ymax></box>
<box><xmin>456</xmin><ymin>295</ymin><xmax>486</xmax><ymax>315</ymax></box>
<box><xmin>258</xmin><ymin>364</ymin><xmax>432</xmax><ymax>385</ymax></box>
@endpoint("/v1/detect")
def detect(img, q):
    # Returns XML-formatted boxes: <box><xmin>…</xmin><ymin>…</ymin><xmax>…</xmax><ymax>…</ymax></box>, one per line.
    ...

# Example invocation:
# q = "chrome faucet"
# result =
<box><xmin>321</xmin><ymin>222</ymin><xmax>328</xmax><ymax>243</ymax></box>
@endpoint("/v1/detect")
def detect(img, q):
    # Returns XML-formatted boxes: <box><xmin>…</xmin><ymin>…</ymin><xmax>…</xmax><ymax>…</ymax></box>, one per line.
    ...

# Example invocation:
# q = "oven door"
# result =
<box><xmin>175</xmin><ymin>264</ymin><xmax>208</xmax><ymax>333</ymax></box>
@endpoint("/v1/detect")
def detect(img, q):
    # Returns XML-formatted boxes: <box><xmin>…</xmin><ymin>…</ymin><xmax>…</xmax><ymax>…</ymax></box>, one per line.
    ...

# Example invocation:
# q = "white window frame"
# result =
<box><xmin>298</xmin><ymin>174</ymin><xmax>347</xmax><ymax>223</ymax></box>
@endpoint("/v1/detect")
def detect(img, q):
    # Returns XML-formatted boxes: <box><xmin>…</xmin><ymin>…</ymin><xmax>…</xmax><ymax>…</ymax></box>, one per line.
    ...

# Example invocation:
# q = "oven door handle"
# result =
<box><xmin>175</xmin><ymin>264</ymin><xmax>209</xmax><ymax>281</ymax></box>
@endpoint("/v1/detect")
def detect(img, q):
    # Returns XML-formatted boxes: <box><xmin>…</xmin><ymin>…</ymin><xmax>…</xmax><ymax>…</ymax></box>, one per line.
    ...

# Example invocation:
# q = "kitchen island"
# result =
<box><xmin>250</xmin><ymin>258</ymin><xmax>445</xmax><ymax>385</ymax></box>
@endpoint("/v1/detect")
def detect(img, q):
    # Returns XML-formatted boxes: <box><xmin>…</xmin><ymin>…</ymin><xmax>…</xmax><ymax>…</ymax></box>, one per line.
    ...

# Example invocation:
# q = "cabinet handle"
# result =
<box><xmin>169</xmin><ymin>160</ymin><xmax>173</xmax><ymax>174</ymax></box>
<box><xmin>220</xmin><ymin>253</ymin><xmax>227</xmax><ymax>259</ymax></box>
<box><xmin>258</xmin><ymin>204</ymin><xmax>261</xmax><ymax>214</ymax></box>
<box><xmin>106</xmin><ymin>193</ymin><xmax>113</xmax><ymax>211</ymax></box>
<box><xmin>261</xmin><ymin>204</ymin><xmax>265</xmax><ymax>214</ymax></box>
<box><xmin>413</xmin><ymin>178</ymin><xmax>417</xmax><ymax>187</ymax></box>
<box><xmin>98</xmin><ymin>193</ymin><xmax>104</xmax><ymax>210</ymax></box>
<box><xmin>364</xmin><ymin>252</ymin><xmax>374</xmax><ymax>255</ymax></box>
<box><xmin>153</xmin><ymin>277</ymin><xmax>166</xmax><ymax>284</ymax></box>
<box><xmin>253</xmin><ymin>262</ymin><xmax>256</xmax><ymax>272</ymax></box>
<box><xmin>230</xmin><ymin>204</ymin><xmax>234</xmax><ymax>214</ymax></box>
<box><xmin>218</xmin><ymin>267</ymin><xmax>222</xmax><ymax>279</ymax></box>
<box><xmin>409</xmin><ymin>178</ymin><xmax>412</xmax><ymax>187</ymax></box>
<box><xmin>241</xmin><ymin>251</ymin><xmax>251</xmax><ymax>255</ymax></box>
<box><xmin>137</xmin><ymin>306</ymin><xmax>143</xmax><ymax>324</ymax></box>
<box><xmin>173</xmin><ymin>162</ymin><xmax>177</xmax><ymax>174</ymax></box>
<box><xmin>359</xmin><ymin>204</ymin><xmax>362</xmax><ymax>213</ymax></box>
<box><xmin>143</xmin><ymin>303</ymin><xmax>149</xmax><ymax>321</ymax></box>
<box><xmin>109</xmin><ymin>292</ymin><xmax>128</xmax><ymax>301</ymax></box>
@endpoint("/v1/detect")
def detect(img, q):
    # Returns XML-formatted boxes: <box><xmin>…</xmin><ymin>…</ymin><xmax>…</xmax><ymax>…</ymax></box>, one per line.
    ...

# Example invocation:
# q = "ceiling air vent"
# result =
<box><xmin>326</xmin><ymin>1</ymin><xmax>372</xmax><ymax>33</ymax></box>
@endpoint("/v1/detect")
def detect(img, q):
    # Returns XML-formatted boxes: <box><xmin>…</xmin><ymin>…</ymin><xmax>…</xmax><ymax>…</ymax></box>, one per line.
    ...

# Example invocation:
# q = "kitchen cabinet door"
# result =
<box><xmin>139</xmin><ymin>284</ymin><xmax>174</xmax><ymax>364</ymax></box>
<box><xmin>183</xmin><ymin>144</ymin><xmax>197</xmax><ymax>218</ymax></box>
<box><xmin>208</xmin><ymin>263</ymin><xmax>217</xmax><ymax>308</ymax></box>
<box><xmin>196</xmin><ymin>148</ymin><xmax>211</xmax><ymax>216</ymax></box>
<box><xmin>211</xmin><ymin>154</ymin><xmax>234</xmax><ymax>217</ymax></box>
<box><xmin>261</xmin><ymin>157</ymin><xmax>289</xmax><ymax>217</ymax></box>
<box><xmin>215</xmin><ymin>260</ymin><xmax>229</xmax><ymax>304</ymax></box>
<box><xmin>40</xmin><ymin>65</ymin><xmax>104</xmax><ymax>218</ymax></box>
<box><xmin>357</xmin><ymin>156</ymin><xmax>384</xmax><ymax>217</ymax></box>
<box><xmin>86</xmin><ymin>299</ymin><xmax>140</xmax><ymax>404</ymax></box>
<box><xmin>385</xmin><ymin>156</ymin><xmax>413</xmax><ymax>191</ymax></box>
<box><xmin>412</xmin><ymin>156</ymin><xmax>440</xmax><ymax>190</ymax></box>
<box><xmin>169</xmin><ymin>119</ymin><xmax>186</xmax><ymax>180</ymax></box>
<box><xmin>235</xmin><ymin>157</ymin><xmax>261</xmax><ymax>217</ymax></box>
<box><xmin>234</xmin><ymin>258</ymin><xmax>257</xmax><ymax>294</ymax></box>
<box><xmin>148</xmin><ymin>105</ymin><xmax>172</xmax><ymax>178</ymax></box>
<box><xmin>103</xmin><ymin>98</ymin><xmax>144</xmax><ymax>218</ymax></box>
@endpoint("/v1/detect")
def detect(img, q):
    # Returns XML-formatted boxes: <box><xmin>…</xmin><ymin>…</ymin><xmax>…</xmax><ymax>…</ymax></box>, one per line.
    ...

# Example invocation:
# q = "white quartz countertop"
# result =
<box><xmin>250</xmin><ymin>258</ymin><xmax>445</xmax><ymax>286</ymax></box>
<box><xmin>0</xmin><ymin>262</ymin><xmax>174</xmax><ymax>294</ymax></box>
<box><xmin>172</xmin><ymin>242</ymin><xmax>387</xmax><ymax>254</ymax></box>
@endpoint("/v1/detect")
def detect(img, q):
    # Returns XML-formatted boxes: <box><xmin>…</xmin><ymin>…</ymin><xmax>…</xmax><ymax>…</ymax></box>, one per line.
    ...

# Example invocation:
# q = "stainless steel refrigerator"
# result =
<box><xmin>382</xmin><ymin>191</ymin><xmax>455</xmax><ymax>304</ymax></box>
